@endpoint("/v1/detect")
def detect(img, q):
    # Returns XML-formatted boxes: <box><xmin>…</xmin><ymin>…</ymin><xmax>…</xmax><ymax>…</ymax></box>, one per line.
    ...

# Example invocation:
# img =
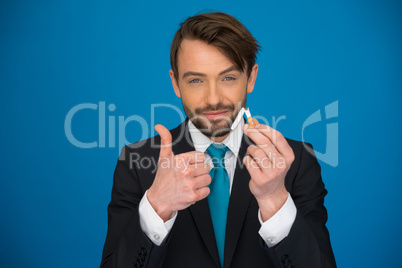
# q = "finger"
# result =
<box><xmin>243</xmin><ymin>124</ymin><xmax>277</xmax><ymax>152</ymax></box>
<box><xmin>177</xmin><ymin>151</ymin><xmax>206</xmax><ymax>165</ymax></box>
<box><xmin>247</xmin><ymin>143</ymin><xmax>279</xmax><ymax>165</ymax></box>
<box><xmin>246</xmin><ymin>145</ymin><xmax>275</xmax><ymax>170</ymax></box>
<box><xmin>155</xmin><ymin>124</ymin><xmax>173</xmax><ymax>158</ymax></box>
<box><xmin>191</xmin><ymin>163</ymin><xmax>211</xmax><ymax>177</ymax></box>
<box><xmin>243</xmin><ymin>154</ymin><xmax>263</xmax><ymax>177</ymax></box>
<box><xmin>180</xmin><ymin>162</ymin><xmax>210</xmax><ymax>176</ymax></box>
<box><xmin>194</xmin><ymin>174</ymin><xmax>212</xmax><ymax>189</ymax></box>
<box><xmin>194</xmin><ymin>186</ymin><xmax>210</xmax><ymax>201</ymax></box>
<box><xmin>253</xmin><ymin>124</ymin><xmax>294</xmax><ymax>161</ymax></box>
<box><xmin>243</xmin><ymin>124</ymin><xmax>292</xmax><ymax>161</ymax></box>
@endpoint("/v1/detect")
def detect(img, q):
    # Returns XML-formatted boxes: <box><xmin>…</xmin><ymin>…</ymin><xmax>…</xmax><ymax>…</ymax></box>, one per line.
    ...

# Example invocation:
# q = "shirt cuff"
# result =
<box><xmin>138</xmin><ymin>190</ymin><xmax>177</xmax><ymax>246</ymax></box>
<box><xmin>258</xmin><ymin>192</ymin><xmax>297</xmax><ymax>247</ymax></box>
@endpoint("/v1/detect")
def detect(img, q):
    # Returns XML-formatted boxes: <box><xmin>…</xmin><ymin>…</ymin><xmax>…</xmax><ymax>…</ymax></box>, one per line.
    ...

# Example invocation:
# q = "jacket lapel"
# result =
<box><xmin>189</xmin><ymin>199</ymin><xmax>221</xmax><ymax>267</ymax></box>
<box><xmin>224</xmin><ymin>134</ymin><xmax>253</xmax><ymax>268</ymax></box>
<box><xmin>171</xmin><ymin>120</ymin><xmax>221</xmax><ymax>267</ymax></box>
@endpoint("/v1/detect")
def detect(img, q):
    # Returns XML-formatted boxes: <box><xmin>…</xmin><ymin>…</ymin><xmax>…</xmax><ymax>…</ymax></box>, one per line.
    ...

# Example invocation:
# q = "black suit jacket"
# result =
<box><xmin>100</xmin><ymin>120</ymin><xmax>336</xmax><ymax>268</ymax></box>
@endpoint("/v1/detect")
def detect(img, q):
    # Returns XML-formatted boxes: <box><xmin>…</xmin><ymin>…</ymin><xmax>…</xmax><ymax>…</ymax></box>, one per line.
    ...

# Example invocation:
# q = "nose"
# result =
<box><xmin>205</xmin><ymin>82</ymin><xmax>221</xmax><ymax>107</ymax></box>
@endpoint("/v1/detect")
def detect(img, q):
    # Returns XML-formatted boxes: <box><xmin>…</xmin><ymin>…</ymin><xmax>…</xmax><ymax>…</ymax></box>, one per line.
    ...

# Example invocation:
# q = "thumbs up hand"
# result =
<box><xmin>147</xmin><ymin>124</ymin><xmax>212</xmax><ymax>222</ymax></box>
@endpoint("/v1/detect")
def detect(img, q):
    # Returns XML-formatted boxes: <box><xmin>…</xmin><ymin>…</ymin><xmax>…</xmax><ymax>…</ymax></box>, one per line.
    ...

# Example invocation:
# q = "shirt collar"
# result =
<box><xmin>187</xmin><ymin>118</ymin><xmax>244</xmax><ymax>157</ymax></box>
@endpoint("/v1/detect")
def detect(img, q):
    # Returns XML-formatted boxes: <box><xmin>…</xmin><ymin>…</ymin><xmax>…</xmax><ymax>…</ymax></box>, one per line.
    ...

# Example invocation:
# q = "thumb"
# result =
<box><xmin>155</xmin><ymin>124</ymin><xmax>173</xmax><ymax>157</ymax></box>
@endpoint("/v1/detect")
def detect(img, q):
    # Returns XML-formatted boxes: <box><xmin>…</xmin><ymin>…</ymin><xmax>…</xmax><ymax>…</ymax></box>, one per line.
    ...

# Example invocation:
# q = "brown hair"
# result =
<box><xmin>170</xmin><ymin>12</ymin><xmax>261</xmax><ymax>81</ymax></box>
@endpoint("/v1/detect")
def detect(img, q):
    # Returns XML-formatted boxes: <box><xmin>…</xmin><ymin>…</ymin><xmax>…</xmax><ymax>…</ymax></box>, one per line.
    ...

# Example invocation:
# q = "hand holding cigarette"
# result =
<box><xmin>242</xmin><ymin>118</ymin><xmax>295</xmax><ymax>221</ymax></box>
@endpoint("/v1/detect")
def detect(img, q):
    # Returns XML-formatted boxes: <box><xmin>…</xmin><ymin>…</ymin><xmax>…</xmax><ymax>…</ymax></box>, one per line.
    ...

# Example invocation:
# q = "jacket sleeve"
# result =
<box><xmin>264</xmin><ymin>142</ymin><xmax>337</xmax><ymax>268</ymax></box>
<box><xmin>100</xmin><ymin>145</ymin><xmax>169</xmax><ymax>268</ymax></box>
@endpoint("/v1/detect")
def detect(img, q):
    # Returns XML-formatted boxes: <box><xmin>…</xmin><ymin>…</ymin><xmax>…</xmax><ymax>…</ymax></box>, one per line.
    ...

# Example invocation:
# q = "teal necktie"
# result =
<box><xmin>206</xmin><ymin>143</ymin><xmax>230</xmax><ymax>268</ymax></box>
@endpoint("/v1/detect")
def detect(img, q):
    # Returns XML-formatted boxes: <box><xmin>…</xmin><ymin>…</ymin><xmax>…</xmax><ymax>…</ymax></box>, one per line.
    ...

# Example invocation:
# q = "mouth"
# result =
<box><xmin>202</xmin><ymin>110</ymin><xmax>228</xmax><ymax>121</ymax></box>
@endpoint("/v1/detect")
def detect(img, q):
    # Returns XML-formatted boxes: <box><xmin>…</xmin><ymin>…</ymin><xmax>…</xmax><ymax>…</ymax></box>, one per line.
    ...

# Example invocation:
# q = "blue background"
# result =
<box><xmin>1</xmin><ymin>0</ymin><xmax>401</xmax><ymax>267</ymax></box>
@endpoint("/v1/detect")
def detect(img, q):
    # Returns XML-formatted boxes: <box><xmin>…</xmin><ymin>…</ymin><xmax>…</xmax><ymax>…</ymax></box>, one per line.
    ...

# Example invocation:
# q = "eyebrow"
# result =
<box><xmin>182</xmin><ymin>65</ymin><xmax>240</xmax><ymax>79</ymax></box>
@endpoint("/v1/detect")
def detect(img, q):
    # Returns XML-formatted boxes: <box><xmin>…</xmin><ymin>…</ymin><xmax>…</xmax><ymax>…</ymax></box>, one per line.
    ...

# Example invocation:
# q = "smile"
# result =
<box><xmin>202</xmin><ymin>110</ymin><xmax>228</xmax><ymax>120</ymax></box>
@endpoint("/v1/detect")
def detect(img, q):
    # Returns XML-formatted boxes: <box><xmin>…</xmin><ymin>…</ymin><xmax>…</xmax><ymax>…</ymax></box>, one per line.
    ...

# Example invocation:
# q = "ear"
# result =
<box><xmin>246</xmin><ymin>64</ymin><xmax>259</xmax><ymax>94</ymax></box>
<box><xmin>169</xmin><ymin>69</ymin><xmax>181</xmax><ymax>98</ymax></box>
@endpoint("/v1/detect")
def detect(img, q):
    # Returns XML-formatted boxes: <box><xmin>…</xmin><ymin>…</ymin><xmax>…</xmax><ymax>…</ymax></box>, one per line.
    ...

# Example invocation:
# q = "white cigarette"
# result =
<box><xmin>231</xmin><ymin>107</ymin><xmax>245</xmax><ymax>130</ymax></box>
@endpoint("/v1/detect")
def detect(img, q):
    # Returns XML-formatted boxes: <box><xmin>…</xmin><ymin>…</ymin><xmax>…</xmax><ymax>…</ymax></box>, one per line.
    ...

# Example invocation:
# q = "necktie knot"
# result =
<box><xmin>206</xmin><ymin>144</ymin><xmax>229</xmax><ymax>168</ymax></box>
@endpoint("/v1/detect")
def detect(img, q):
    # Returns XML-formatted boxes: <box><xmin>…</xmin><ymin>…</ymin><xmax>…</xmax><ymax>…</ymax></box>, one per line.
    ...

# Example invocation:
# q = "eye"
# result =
<box><xmin>189</xmin><ymin>79</ymin><xmax>201</xmax><ymax>83</ymax></box>
<box><xmin>223</xmin><ymin>77</ymin><xmax>236</xmax><ymax>81</ymax></box>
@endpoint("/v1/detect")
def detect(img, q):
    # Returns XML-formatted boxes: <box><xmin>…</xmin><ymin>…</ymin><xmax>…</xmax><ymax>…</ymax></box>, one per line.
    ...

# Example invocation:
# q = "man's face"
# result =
<box><xmin>170</xmin><ymin>39</ymin><xmax>258</xmax><ymax>139</ymax></box>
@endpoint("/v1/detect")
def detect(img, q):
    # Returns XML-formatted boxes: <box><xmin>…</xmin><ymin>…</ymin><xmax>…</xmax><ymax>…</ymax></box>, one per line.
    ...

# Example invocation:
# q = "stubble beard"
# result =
<box><xmin>182</xmin><ymin>95</ymin><xmax>247</xmax><ymax>138</ymax></box>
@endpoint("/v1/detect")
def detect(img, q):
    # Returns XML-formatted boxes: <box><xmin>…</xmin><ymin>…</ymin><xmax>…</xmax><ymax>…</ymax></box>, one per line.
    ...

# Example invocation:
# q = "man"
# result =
<box><xmin>100</xmin><ymin>12</ymin><xmax>336</xmax><ymax>268</ymax></box>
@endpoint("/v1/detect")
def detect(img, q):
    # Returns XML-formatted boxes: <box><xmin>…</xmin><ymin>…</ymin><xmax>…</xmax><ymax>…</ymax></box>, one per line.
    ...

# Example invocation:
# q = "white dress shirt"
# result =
<box><xmin>139</xmin><ymin>119</ymin><xmax>297</xmax><ymax>247</ymax></box>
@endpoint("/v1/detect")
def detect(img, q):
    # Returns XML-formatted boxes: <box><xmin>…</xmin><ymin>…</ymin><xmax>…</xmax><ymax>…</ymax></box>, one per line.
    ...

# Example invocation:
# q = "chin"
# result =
<box><xmin>193</xmin><ymin>118</ymin><xmax>232</xmax><ymax>138</ymax></box>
